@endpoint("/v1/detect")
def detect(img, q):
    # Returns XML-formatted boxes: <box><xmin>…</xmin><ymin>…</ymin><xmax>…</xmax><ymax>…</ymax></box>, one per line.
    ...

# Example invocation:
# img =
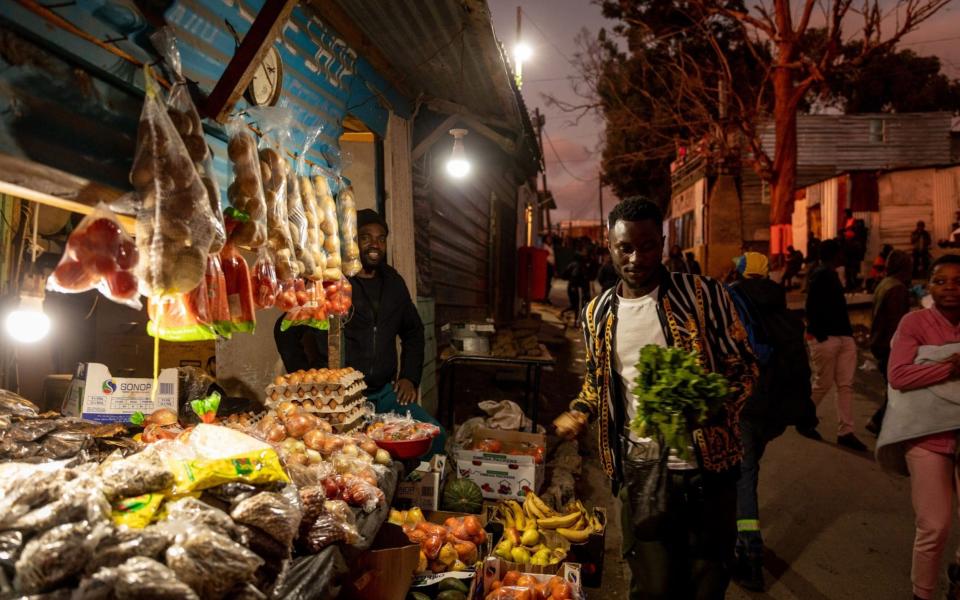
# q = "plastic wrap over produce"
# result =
<box><xmin>225</xmin><ymin>117</ymin><xmax>268</xmax><ymax>249</ymax></box>
<box><xmin>46</xmin><ymin>203</ymin><xmax>140</xmax><ymax>308</ymax></box>
<box><xmin>152</xmin><ymin>27</ymin><xmax>226</xmax><ymax>254</ymax></box>
<box><xmin>130</xmin><ymin>66</ymin><xmax>216</xmax><ymax>297</ymax></box>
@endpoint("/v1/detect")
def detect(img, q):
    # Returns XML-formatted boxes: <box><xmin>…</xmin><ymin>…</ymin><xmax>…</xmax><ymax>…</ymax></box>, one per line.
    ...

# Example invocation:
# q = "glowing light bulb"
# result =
<box><xmin>5</xmin><ymin>295</ymin><xmax>50</xmax><ymax>344</ymax></box>
<box><xmin>514</xmin><ymin>42</ymin><xmax>533</xmax><ymax>64</ymax></box>
<box><xmin>446</xmin><ymin>129</ymin><xmax>471</xmax><ymax>179</ymax></box>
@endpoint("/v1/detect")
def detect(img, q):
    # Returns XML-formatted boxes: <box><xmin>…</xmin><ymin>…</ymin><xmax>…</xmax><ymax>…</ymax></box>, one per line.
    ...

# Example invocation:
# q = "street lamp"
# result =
<box><xmin>446</xmin><ymin>129</ymin><xmax>471</xmax><ymax>178</ymax></box>
<box><xmin>514</xmin><ymin>42</ymin><xmax>532</xmax><ymax>64</ymax></box>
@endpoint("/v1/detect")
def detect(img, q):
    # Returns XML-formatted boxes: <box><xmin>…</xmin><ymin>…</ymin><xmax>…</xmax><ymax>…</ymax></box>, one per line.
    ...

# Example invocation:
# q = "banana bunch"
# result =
<box><xmin>495</xmin><ymin>493</ymin><xmax>604</xmax><ymax>554</ymax></box>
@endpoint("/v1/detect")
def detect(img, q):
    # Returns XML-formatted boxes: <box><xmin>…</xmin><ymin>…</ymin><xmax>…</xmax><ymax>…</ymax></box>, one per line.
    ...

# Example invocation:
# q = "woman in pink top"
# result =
<box><xmin>888</xmin><ymin>254</ymin><xmax>960</xmax><ymax>600</ymax></box>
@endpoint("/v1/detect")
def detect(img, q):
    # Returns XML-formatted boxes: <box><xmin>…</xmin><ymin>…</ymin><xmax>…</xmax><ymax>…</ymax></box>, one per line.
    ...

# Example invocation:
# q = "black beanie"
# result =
<box><xmin>356</xmin><ymin>209</ymin><xmax>389</xmax><ymax>234</ymax></box>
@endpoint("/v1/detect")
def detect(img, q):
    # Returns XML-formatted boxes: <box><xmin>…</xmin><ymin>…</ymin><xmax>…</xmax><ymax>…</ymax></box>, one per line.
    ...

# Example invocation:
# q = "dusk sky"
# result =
<box><xmin>488</xmin><ymin>0</ymin><xmax>960</xmax><ymax>225</ymax></box>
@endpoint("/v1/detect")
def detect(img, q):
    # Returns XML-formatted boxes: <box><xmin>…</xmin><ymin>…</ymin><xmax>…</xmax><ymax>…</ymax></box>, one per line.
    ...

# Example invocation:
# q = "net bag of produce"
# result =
<box><xmin>314</xmin><ymin>170</ymin><xmax>342</xmax><ymax>281</ymax></box>
<box><xmin>252</xmin><ymin>246</ymin><xmax>279</xmax><ymax>309</ymax></box>
<box><xmin>251</xmin><ymin>107</ymin><xmax>298</xmax><ymax>283</ymax></box>
<box><xmin>286</xmin><ymin>158</ymin><xmax>315</xmax><ymax>279</ymax></box>
<box><xmin>220</xmin><ymin>239</ymin><xmax>255</xmax><ymax>334</ymax></box>
<box><xmin>322</xmin><ymin>276</ymin><xmax>352</xmax><ymax>317</ymax></box>
<box><xmin>203</xmin><ymin>254</ymin><xmax>232</xmax><ymax>338</ymax></box>
<box><xmin>153</xmin><ymin>27</ymin><xmax>226</xmax><ymax>254</ymax></box>
<box><xmin>130</xmin><ymin>65</ymin><xmax>215</xmax><ymax>297</ymax></box>
<box><xmin>337</xmin><ymin>184</ymin><xmax>361</xmax><ymax>277</ymax></box>
<box><xmin>299</xmin><ymin>149</ymin><xmax>328</xmax><ymax>281</ymax></box>
<box><xmin>225</xmin><ymin>117</ymin><xmax>268</xmax><ymax>249</ymax></box>
<box><xmin>47</xmin><ymin>203</ymin><xmax>141</xmax><ymax>309</ymax></box>
<box><xmin>280</xmin><ymin>280</ymin><xmax>328</xmax><ymax>331</ymax></box>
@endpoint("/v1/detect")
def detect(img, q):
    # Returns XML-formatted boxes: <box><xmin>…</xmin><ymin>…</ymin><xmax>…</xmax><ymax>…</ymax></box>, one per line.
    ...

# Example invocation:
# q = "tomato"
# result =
<box><xmin>502</xmin><ymin>571</ymin><xmax>522</xmax><ymax>587</ymax></box>
<box><xmin>51</xmin><ymin>260</ymin><xmax>95</xmax><ymax>291</ymax></box>
<box><xmin>476</xmin><ymin>438</ymin><xmax>503</xmax><ymax>453</ymax></box>
<box><xmin>116</xmin><ymin>239</ymin><xmax>138</xmax><ymax>270</ymax></box>
<box><xmin>91</xmin><ymin>254</ymin><xmax>118</xmax><ymax>276</ymax></box>
<box><xmin>105</xmin><ymin>270</ymin><xmax>138</xmax><ymax>299</ymax></box>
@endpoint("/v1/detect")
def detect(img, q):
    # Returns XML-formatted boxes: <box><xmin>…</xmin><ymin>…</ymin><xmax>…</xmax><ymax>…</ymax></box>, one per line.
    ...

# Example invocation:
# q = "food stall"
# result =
<box><xmin>0</xmin><ymin>1</ymin><xmax>585</xmax><ymax>599</ymax></box>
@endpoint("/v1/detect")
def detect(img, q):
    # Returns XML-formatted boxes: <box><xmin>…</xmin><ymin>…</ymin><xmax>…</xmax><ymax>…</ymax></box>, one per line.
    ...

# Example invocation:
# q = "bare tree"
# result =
<box><xmin>556</xmin><ymin>0</ymin><xmax>953</xmax><ymax>226</ymax></box>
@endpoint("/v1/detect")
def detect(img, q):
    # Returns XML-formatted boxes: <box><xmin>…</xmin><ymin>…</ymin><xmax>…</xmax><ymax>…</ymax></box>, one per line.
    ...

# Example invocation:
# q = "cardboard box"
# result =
<box><xmin>345</xmin><ymin>523</ymin><xmax>420</xmax><ymax>600</ymax></box>
<box><xmin>468</xmin><ymin>557</ymin><xmax>583</xmax><ymax>600</ymax></box>
<box><xmin>62</xmin><ymin>362</ymin><xmax>178</xmax><ymax>423</ymax></box>
<box><xmin>395</xmin><ymin>455</ymin><xmax>447</xmax><ymax>511</ymax></box>
<box><xmin>455</xmin><ymin>428</ymin><xmax>545</xmax><ymax>501</ymax></box>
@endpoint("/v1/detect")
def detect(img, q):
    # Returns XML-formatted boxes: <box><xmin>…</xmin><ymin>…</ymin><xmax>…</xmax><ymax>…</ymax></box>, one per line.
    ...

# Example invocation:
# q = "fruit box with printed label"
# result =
<box><xmin>63</xmin><ymin>362</ymin><xmax>178</xmax><ymax>424</ymax></box>
<box><xmin>468</xmin><ymin>557</ymin><xmax>583</xmax><ymax>600</ymax></box>
<box><xmin>395</xmin><ymin>455</ymin><xmax>447</xmax><ymax>511</ymax></box>
<box><xmin>455</xmin><ymin>429</ymin><xmax>545</xmax><ymax>501</ymax></box>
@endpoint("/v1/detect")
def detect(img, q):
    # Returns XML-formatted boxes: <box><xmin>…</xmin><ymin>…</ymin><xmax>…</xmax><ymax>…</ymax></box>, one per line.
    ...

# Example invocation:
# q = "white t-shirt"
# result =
<box><xmin>613</xmin><ymin>287</ymin><xmax>667</xmax><ymax>440</ymax></box>
<box><xmin>614</xmin><ymin>287</ymin><xmax>697</xmax><ymax>468</ymax></box>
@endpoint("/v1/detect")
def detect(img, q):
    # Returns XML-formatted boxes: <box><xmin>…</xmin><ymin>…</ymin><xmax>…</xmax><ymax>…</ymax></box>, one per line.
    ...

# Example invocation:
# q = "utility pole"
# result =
<box><xmin>598</xmin><ymin>176</ymin><xmax>604</xmax><ymax>245</ymax></box>
<box><xmin>515</xmin><ymin>7</ymin><xmax>523</xmax><ymax>88</ymax></box>
<box><xmin>533</xmin><ymin>107</ymin><xmax>550</xmax><ymax>235</ymax></box>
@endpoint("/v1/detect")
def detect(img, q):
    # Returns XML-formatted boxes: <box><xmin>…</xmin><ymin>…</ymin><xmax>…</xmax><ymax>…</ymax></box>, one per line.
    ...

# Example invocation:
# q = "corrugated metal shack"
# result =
<box><xmin>668</xmin><ymin>112</ymin><xmax>957</xmax><ymax>278</ymax></box>
<box><xmin>326</xmin><ymin>0</ymin><xmax>542</xmax><ymax>343</ymax></box>
<box><xmin>0</xmin><ymin>1</ymin><xmax>540</xmax><ymax>412</ymax></box>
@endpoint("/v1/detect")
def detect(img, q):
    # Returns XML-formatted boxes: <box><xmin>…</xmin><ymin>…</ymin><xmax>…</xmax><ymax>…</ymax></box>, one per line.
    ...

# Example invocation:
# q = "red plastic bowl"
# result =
<box><xmin>375</xmin><ymin>435</ymin><xmax>435</xmax><ymax>459</ymax></box>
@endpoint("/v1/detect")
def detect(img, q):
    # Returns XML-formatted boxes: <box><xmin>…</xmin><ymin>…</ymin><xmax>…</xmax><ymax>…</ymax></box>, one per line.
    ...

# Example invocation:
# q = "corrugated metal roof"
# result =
<box><xmin>757</xmin><ymin>112</ymin><xmax>954</xmax><ymax>172</ymax></box>
<box><xmin>325</xmin><ymin>0</ymin><xmax>536</xmax><ymax>154</ymax></box>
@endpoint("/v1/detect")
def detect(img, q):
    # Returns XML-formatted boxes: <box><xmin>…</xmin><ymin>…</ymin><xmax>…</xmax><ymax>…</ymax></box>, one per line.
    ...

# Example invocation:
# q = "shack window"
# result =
<box><xmin>869</xmin><ymin>119</ymin><xmax>887</xmax><ymax>143</ymax></box>
<box><xmin>672</xmin><ymin>211</ymin><xmax>695</xmax><ymax>249</ymax></box>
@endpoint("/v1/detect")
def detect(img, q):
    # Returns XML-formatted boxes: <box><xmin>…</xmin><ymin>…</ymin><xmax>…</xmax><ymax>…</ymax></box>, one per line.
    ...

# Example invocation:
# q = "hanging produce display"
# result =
<box><xmin>47</xmin><ymin>204</ymin><xmax>140</xmax><ymax>308</ymax></box>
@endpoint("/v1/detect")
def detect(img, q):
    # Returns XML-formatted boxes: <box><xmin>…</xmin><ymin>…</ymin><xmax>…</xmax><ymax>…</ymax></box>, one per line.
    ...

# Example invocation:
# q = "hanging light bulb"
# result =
<box><xmin>6</xmin><ymin>274</ymin><xmax>50</xmax><ymax>344</ymax></box>
<box><xmin>6</xmin><ymin>205</ymin><xmax>50</xmax><ymax>344</ymax></box>
<box><xmin>446</xmin><ymin>128</ymin><xmax>471</xmax><ymax>179</ymax></box>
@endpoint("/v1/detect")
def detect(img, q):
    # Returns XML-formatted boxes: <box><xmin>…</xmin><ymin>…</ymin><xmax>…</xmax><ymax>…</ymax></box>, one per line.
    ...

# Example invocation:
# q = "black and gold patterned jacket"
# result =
<box><xmin>570</xmin><ymin>267</ymin><xmax>758</xmax><ymax>482</ymax></box>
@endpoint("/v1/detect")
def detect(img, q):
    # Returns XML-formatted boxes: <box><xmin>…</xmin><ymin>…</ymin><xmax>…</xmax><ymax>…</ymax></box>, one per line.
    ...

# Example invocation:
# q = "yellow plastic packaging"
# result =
<box><xmin>111</xmin><ymin>493</ymin><xmax>165</xmax><ymax>528</ymax></box>
<box><xmin>166</xmin><ymin>449</ymin><xmax>289</xmax><ymax>494</ymax></box>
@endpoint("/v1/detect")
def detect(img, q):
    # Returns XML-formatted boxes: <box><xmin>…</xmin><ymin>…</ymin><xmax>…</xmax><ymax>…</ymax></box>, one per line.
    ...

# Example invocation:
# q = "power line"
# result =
<box><xmin>542</xmin><ymin>127</ymin><xmax>600</xmax><ymax>183</ymax></box>
<box><xmin>520</xmin><ymin>8</ymin><xmax>576</xmax><ymax>66</ymax></box>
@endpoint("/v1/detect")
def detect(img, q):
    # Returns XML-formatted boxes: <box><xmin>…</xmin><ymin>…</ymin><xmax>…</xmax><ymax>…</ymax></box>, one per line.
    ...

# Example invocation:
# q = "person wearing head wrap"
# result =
<box><xmin>726</xmin><ymin>251</ymin><xmax>816</xmax><ymax>591</ymax></box>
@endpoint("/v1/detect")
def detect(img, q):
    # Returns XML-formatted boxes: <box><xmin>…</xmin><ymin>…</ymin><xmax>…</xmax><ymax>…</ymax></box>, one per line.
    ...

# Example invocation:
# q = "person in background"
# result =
<box><xmin>878</xmin><ymin>254</ymin><xmax>960</xmax><ymax>600</ymax></box>
<box><xmin>866</xmin><ymin>244</ymin><xmax>894</xmax><ymax>294</ymax></box>
<box><xmin>274</xmin><ymin>209</ymin><xmax>445</xmax><ymax>456</ymax></box>
<box><xmin>563</xmin><ymin>247</ymin><xmax>590</xmax><ymax>327</ymax></box>
<box><xmin>782</xmin><ymin>246</ymin><xmax>803</xmax><ymax>290</ymax></box>
<box><xmin>543</xmin><ymin>235</ymin><xmax>556</xmax><ymax>304</ymax></box>
<box><xmin>842</xmin><ymin>209</ymin><xmax>857</xmax><ymax>242</ymax></box>
<box><xmin>726</xmin><ymin>252</ymin><xmax>814</xmax><ymax>592</ymax></box>
<box><xmin>597</xmin><ymin>247</ymin><xmax>619</xmax><ymax>291</ymax></box>
<box><xmin>912</xmin><ymin>221</ymin><xmax>932</xmax><ymax>279</ymax></box>
<box><xmin>804</xmin><ymin>238</ymin><xmax>867</xmax><ymax>450</ymax></box>
<box><xmin>665</xmin><ymin>244</ymin><xmax>688</xmax><ymax>273</ymax></box>
<box><xmin>554</xmin><ymin>197</ymin><xmax>757</xmax><ymax>600</ymax></box>
<box><xmin>865</xmin><ymin>250</ymin><xmax>913</xmax><ymax>435</ymax></box>
<box><xmin>685</xmin><ymin>251</ymin><xmax>702</xmax><ymax>275</ymax></box>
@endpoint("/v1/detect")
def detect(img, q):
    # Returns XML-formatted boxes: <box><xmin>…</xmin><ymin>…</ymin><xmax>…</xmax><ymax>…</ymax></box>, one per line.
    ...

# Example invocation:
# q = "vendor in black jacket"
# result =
<box><xmin>274</xmin><ymin>209</ymin><xmax>445</xmax><ymax>456</ymax></box>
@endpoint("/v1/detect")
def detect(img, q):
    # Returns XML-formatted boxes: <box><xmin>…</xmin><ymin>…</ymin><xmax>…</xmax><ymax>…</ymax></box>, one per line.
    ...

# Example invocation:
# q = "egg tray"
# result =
<box><xmin>265</xmin><ymin>380</ymin><xmax>367</xmax><ymax>403</ymax></box>
<box><xmin>274</xmin><ymin>370</ymin><xmax>365</xmax><ymax>390</ymax></box>
<box><xmin>266</xmin><ymin>392</ymin><xmax>365</xmax><ymax>415</ymax></box>
<box><xmin>329</xmin><ymin>406</ymin><xmax>368</xmax><ymax>433</ymax></box>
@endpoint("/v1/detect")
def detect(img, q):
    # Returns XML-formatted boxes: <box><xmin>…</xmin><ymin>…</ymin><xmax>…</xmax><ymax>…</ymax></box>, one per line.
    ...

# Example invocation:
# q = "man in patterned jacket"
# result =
<box><xmin>554</xmin><ymin>197</ymin><xmax>757</xmax><ymax>599</ymax></box>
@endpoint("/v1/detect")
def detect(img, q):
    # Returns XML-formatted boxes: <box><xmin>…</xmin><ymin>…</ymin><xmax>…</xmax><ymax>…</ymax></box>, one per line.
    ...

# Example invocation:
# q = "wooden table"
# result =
<box><xmin>437</xmin><ymin>344</ymin><xmax>556</xmax><ymax>430</ymax></box>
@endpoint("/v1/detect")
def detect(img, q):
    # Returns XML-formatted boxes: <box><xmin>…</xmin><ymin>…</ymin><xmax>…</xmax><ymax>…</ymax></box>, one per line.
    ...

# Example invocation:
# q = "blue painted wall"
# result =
<box><xmin>0</xmin><ymin>0</ymin><xmax>410</xmax><ymax>198</ymax></box>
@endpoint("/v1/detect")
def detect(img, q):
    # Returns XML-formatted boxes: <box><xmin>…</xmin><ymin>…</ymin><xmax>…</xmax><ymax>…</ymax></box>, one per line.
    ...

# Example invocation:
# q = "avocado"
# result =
<box><xmin>438</xmin><ymin>577</ymin><xmax>470</xmax><ymax>594</ymax></box>
<box><xmin>406</xmin><ymin>592</ymin><xmax>430</xmax><ymax>600</ymax></box>
<box><xmin>436</xmin><ymin>591</ymin><xmax>467</xmax><ymax>600</ymax></box>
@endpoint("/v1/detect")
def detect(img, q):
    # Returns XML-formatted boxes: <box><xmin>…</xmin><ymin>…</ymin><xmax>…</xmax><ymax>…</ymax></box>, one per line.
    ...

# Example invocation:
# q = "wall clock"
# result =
<box><xmin>245</xmin><ymin>46</ymin><xmax>283</xmax><ymax>107</ymax></box>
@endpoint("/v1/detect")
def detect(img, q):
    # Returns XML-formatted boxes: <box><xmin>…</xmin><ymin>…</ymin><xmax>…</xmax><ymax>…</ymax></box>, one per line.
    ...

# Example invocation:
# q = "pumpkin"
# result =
<box><xmin>442</xmin><ymin>478</ymin><xmax>483</xmax><ymax>514</ymax></box>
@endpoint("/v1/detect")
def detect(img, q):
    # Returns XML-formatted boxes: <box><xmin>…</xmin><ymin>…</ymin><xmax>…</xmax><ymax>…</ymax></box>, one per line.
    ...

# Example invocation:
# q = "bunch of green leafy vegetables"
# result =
<box><xmin>630</xmin><ymin>345</ymin><xmax>729</xmax><ymax>458</ymax></box>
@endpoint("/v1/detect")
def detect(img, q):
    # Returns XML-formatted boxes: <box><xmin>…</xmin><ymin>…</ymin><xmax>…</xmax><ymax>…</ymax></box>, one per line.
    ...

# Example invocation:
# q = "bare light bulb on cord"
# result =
<box><xmin>446</xmin><ymin>128</ymin><xmax>471</xmax><ymax>179</ymax></box>
<box><xmin>6</xmin><ymin>205</ymin><xmax>50</xmax><ymax>344</ymax></box>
